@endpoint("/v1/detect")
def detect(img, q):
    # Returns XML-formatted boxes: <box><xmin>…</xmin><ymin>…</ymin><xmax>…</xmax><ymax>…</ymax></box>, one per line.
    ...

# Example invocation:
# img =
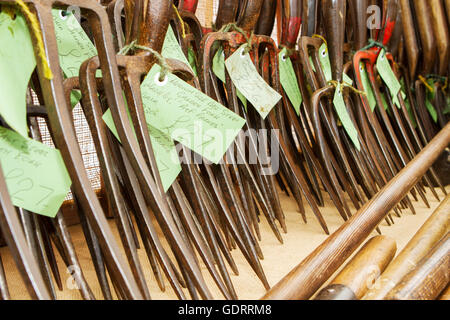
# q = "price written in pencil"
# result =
<box><xmin>0</xmin><ymin>127</ymin><xmax>72</xmax><ymax>217</ymax></box>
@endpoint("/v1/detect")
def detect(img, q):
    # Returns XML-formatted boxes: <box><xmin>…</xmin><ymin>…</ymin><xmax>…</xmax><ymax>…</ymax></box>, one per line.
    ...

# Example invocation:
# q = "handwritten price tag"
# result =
<box><xmin>225</xmin><ymin>45</ymin><xmax>281</xmax><ymax>119</ymax></box>
<box><xmin>141</xmin><ymin>65</ymin><xmax>246</xmax><ymax>164</ymax></box>
<box><xmin>278</xmin><ymin>48</ymin><xmax>302</xmax><ymax>115</ymax></box>
<box><xmin>0</xmin><ymin>12</ymin><xmax>35</xmax><ymax>138</ymax></box>
<box><xmin>162</xmin><ymin>25</ymin><xmax>193</xmax><ymax>73</ymax></box>
<box><xmin>333</xmin><ymin>84</ymin><xmax>361</xmax><ymax>151</ymax></box>
<box><xmin>52</xmin><ymin>9</ymin><xmax>98</xmax><ymax>107</ymax></box>
<box><xmin>0</xmin><ymin>127</ymin><xmax>72</xmax><ymax>217</ymax></box>
<box><xmin>212</xmin><ymin>47</ymin><xmax>247</xmax><ymax>109</ymax></box>
<box><xmin>359</xmin><ymin>63</ymin><xmax>377</xmax><ymax>111</ymax></box>
<box><xmin>102</xmin><ymin>107</ymin><xmax>181</xmax><ymax>192</ymax></box>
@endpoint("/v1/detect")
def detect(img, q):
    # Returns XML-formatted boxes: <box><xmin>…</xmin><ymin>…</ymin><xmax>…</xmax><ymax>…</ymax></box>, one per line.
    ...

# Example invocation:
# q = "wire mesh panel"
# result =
<box><xmin>30</xmin><ymin>2</ymin><xmax>277</xmax><ymax>201</ymax></box>
<box><xmin>32</xmin><ymin>92</ymin><xmax>101</xmax><ymax>201</ymax></box>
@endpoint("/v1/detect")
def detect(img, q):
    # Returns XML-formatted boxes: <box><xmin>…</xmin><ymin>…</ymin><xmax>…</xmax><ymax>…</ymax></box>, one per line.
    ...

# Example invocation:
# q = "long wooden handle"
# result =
<box><xmin>363</xmin><ymin>194</ymin><xmax>450</xmax><ymax>300</ymax></box>
<box><xmin>438</xmin><ymin>285</ymin><xmax>450</xmax><ymax>300</ymax></box>
<box><xmin>315</xmin><ymin>236</ymin><xmax>397</xmax><ymax>300</ymax></box>
<box><xmin>321</xmin><ymin>0</ymin><xmax>346</xmax><ymax>81</ymax></box>
<box><xmin>413</xmin><ymin>0</ymin><xmax>437</xmax><ymax>75</ymax></box>
<box><xmin>262</xmin><ymin>123</ymin><xmax>450</xmax><ymax>300</ymax></box>
<box><xmin>385</xmin><ymin>233</ymin><xmax>450</xmax><ymax>300</ymax></box>
<box><xmin>429</xmin><ymin>0</ymin><xmax>450</xmax><ymax>76</ymax></box>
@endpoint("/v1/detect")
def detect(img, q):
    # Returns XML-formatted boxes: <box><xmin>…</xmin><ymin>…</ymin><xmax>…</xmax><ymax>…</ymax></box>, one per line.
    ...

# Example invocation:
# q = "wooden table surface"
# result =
<box><xmin>1</xmin><ymin>187</ymin><xmax>447</xmax><ymax>300</ymax></box>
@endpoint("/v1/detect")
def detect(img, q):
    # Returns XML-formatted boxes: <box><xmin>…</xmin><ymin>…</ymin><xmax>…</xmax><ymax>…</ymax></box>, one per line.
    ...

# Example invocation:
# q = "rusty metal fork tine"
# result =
<box><xmin>384</xmin><ymin>86</ymin><xmax>441</xmax><ymax>202</ymax></box>
<box><xmin>12</xmin><ymin>0</ymin><xmax>144</xmax><ymax>299</ymax></box>
<box><xmin>74</xmin><ymin>66</ymin><xmax>151</xmax><ymax>299</ymax></box>
<box><xmin>179</xmin><ymin>151</ymin><xmax>237</xmax><ymax>299</ymax></box>
<box><xmin>169</xmin><ymin>181</ymin><xmax>235</xmax><ymax>299</ymax></box>
<box><xmin>82</xmin><ymin>0</ymin><xmax>213</xmax><ymax>299</ymax></box>
<box><xmin>353</xmin><ymin>53</ymin><xmax>418</xmax><ymax>214</ymax></box>
<box><xmin>0</xmin><ymin>250</ymin><xmax>9</xmax><ymax>300</ymax></box>
<box><xmin>369</xmin><ymin>65</ymin><xmax>430</xmax><ymax>208</ymax></box>
<box><xmin>114</xmin><ymin>145</ymin><xmax>187</xmax><ymax>299</ymax></box>
<box><xmin>203</xmin><ymin>163</ymin><xmax>271</xmax><ymax>287</ymax></box>
<box><xmin>36</xmin><ymin>215</ymin><xmax>63</xmax><ymax>292</ymax></box>
<box><xmin>223</xmin><ymin>58</ymin><xmax>286</xmax><ymax>233</ymax></box>
<box><xmin>253</xmin><ymin>35</ymin><xmax>329</xmax><ymax>233</ymax></box>
<box><xmin>75</xmin><ymin>200</ymin><xmax>113</xmax><ymax>300</ymax></box>
<box><xmin>0</xmin><ymin>162</ymin><xmax>51</xmax><ymax>299</ymax></box>
<box><xmin>107</xmin><ymin>0</ymin><xmax>125</xmax><ymax>51</ymax></box>
<box><xmin>52</xmin><ymin>212</ymin><xmax>96</xmax><ymax>300</ymax></box>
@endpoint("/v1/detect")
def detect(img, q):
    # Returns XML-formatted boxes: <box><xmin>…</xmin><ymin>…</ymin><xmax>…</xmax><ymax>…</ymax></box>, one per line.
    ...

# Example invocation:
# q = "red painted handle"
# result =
<box><xmin>182</xmin><ymin>0</ymin><xmax>198</xmax><ymax>13</ymax></box>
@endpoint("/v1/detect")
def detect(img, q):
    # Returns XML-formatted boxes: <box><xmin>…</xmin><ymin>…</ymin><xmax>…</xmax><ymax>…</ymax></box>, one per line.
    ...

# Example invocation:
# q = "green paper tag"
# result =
<box><xmin>309</xmin><ymin>56</ymin><xmax>317</xmax><ymax>72</ymax></box>
<box><xmin>400</xmin><ymin>78</ymin><xmax>417</xmax><ymax>128</ymax></box>
<box><xmin>404</xmin><ymin>98</ymin><xmax>417</xmax><ymax>128</ymax></box>
<box><xmin>212</xmin><ymin>47</ymin><xmax>247</xmax><ymax>109</ymax></box>
<box><xmin>333</xmin><ymin>84</ymin><xmax>360</xmax><ymax>151</ymax></box>
<box><xmin>425</xmin><ymin>99</ymin><xmax>438</xmax><ymax>123</ymax></box>
<box><xmin>102</xmin><ymin>108</ymin><xmax>181</xmax><ymax>192</ymax></box>
<box><xmin>424</xmin><ymin>79</ymin><xmax>438</xmax><ymax>123</ymax></box>
<box><xmin>343</xmin><ymin>73</ymin><xmax>353</xmax><ymax>86</ymax></box>
<box><xmin>141</xmin><ymin>65</ymin><xmax>246</xmax><ymax>164</ymax></box>
<box><xmin>187</xmin><ymin>47</ymin><xmax>198</xmax><ymax>76</ymax></box>
<box><xmin>380</xmin><ymin>93</ymin><xmax>390</xmax><ymax>111</ymax></box>
<box><xmin>316</xmin><ymin>43</ymin><xmax>352</xmax><ymax>85</ymax></box>
<box><xmin>0</xmin><ymin>12</ymin><xmax>36</xmax><ymax>137</ymax></box>
<box><xmin>444</xmin><ymin>96</ymin><xmax>450</xmax><ymax>115</ymax></box>
<box><xmin>376</xmin><ymin>50</ymin><xmax>402</xmax><ymax>105</ymax></box>
<box><xmin>278</xmin><ymin>48</ymin><xmax>302</xmax><ymax>116</ymax></box>
<box><xmin>359</xmin><ymin>63</ymin><xmax>377</xmax><ymax>111</ymax></box>
<box><xmin>318</xmin><ymin>43</ymin><xmax>332</xmax><ymax>82</ymax></box>
<box><xmin>392</xmin><ymin>91</ymin><xmax>406</xmax><ymax>109</ymax></box>
<box><xmin>225</xmin><ymin>44</ymin><xmax>282</xmax><ymax>118</ymax></box>
<box><xmin>52</xmin><ymin>9</ymin><xmax>98</xmax><ymax>107</ymax></box>
<box><xmin>162</xmin><ymin>25</ymin><xmax>193</xmax><ymax>73</ymax></box>
<box><xmin>0</xmin><ymin>126</ymin><xmax>72</xmax><ymax>217</ymax></box>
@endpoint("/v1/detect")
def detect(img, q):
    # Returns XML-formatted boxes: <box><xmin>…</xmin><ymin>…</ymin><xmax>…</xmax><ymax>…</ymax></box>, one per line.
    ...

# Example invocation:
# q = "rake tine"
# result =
<box><xmin>170</xmin><ymin>181</ymin><xmax>236</xmax><ymax>296</ymax></box>
<box><xmin>28</xmin><ymin>212</ymin><xmax>57</xmax><ymax>299</ymax></box>
<box><xmin>0</xmin><ymin>164</ymin><xmax>51</xmax><ymax>299</ymax></box>
<box><xmin>0</xmin><ymin>250</ymin><xmax>10</xmax><ymax>300</ymax></box>
<box><xmin>52</xmin><ymin>212</ymin><xmax>95</xmax><ymax>300</ymax></box>
<box><xmin>37</xmin><ymin>215</ymin><xmax>63</xmax><ymax>292</ymax></box>
<box><xmin>115</xmin><ymin>145</ymin><xmax>187</xmax><ymax>298</ymax></box>
<box><xmin>76</xmin><ymin>202</ymin><xmax>113</xmax><ymax>300</ymax></box>
<box><xmin>180</xmin><ymin>152</ymin><xmax>237</xmax><ymax>299</ymax></box>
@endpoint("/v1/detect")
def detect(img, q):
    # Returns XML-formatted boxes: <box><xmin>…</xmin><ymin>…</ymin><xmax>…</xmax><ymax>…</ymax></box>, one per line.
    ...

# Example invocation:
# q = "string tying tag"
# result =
<box><xmin>119</xmin><ymin>40</ymin><xmax>172</xmax><ymax>81</ymax></box>
<box><xmin>278</xmin><ymin>44</ymin><xmax>295</xmax><ymax>58</ymax></box>
<box><xmin>217</xmin><ymin>23</ymin><xmax>254</xmax><ymax>54</ymax></box>
<box><xmin>418</xmin><ymin>75</ymin><xmax>434</xmax><ymax>93</ymax></box>
<box><xmin>426</xmin><ymin>74</ymin><xmax>448</xmax><ymax>92</ymax></box>
<box><xmin>312</xmin><ymin>34</ymin><xmax>327</xmax><ymax>47</ymax></box>
<box><xmin>15</xmin><ymin>0</ymin><xmax>53</xmax><ymax>79</ymax></box>
<box><xmin>2</xmin><ymin>5</ymin><xmax>16</xmax><ymax>19</ymax></box>
<box><xmin>172</xmin><ymin>4</ymin><xmax>186</xmax><ymax>39</ymax></box>
<box><xmin>360</xmin><ymin>39</ymin><xmax>387</xmax><ymax>53</ymax></box>
<box><xmin>327</xmin><ymin>80</ymin><xmax>367</xmax><ymax>96</ymax></box>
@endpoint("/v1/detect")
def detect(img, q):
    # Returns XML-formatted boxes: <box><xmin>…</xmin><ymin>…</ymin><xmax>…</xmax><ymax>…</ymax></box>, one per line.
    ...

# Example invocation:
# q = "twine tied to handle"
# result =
<box><xmin>312</xmin><ymin>34</ymin><xmax>327</xmax><ymax>47</ymax></box>
<box><xmin>118</xmin><ymin>40</ymin><xmax>172</xmax><ymax>81</ymax></box>
<box><xmin>217</xmin><ymin>23</ymin><xmax>254</xmax><ymax>54</ymax></box>
<box><xmin>418</xmin><ymin>75</ymin><xmax>435</xmax><ymax>93</ymax></box>
<box><xmin>327</xmin><ymin>80</ymin><xmax>367</xmax><ymax>96</ymax></box>
<box><xmin>172</xmin><ymin>4</ymin><xmax>186</xmax><ymax>39</ymax></box>
<box><xmin>425</xmin><ymin>74</ymin><xmax>448</xmax><ymax>92</ymax></box>
<box><xmin>15</xmin><ymin>0</ymin><xmax>53</xmax><ymax>79</ymax></box>
<box><xmin>278</xmin><ymin>44</ymin><xmax>296</xmax><ymax>58</ymax></box>
<box><xmin>360</xmin><ymin>39</ymin><xmax>388</xmax><ymax>53</ymax></box>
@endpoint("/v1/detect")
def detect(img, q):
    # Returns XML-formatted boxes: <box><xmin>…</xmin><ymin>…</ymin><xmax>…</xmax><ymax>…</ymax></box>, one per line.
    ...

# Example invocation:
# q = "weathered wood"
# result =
<box><xmin>363</xmin><ymin>194</ymin><xmax>450</xmax><ymax>299</ymax></box>
<box><xmin>262</xmin><ymin>123</ymin><xmax>450</xmax><ymax>300</ymax></box>
<box><xmin>315</xmin><ymin>235</ymin><xmax>397</xmax><ymax>300</ymax></box>
<box><xmin>385</xmin><ymin>234</ymin><xmax>449</xmax><ymax>300</ymax></box>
